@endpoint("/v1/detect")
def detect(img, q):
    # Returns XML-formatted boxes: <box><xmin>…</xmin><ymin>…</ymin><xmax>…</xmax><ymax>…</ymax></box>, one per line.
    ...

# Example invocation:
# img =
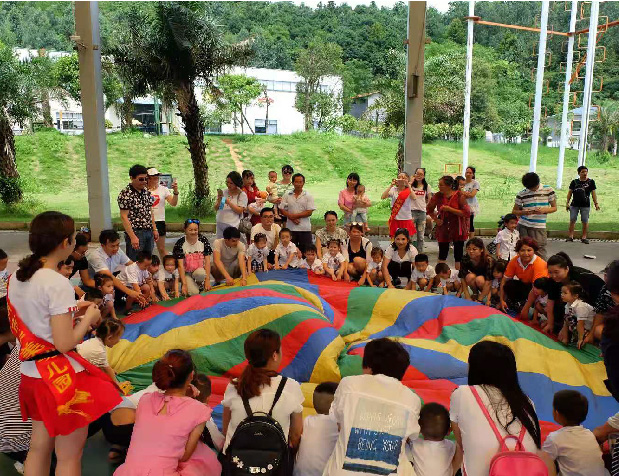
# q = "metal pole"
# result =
<box><xmin>74</xmin><ymin>1</ymin><xmax>112</xmax><ymax>235</ymax></box>
<box><xmin>578</xmin><ymin>0</ymin><xmax>600</xmax><ymax>166</ymax></box>
<box><xmin>557</xmin><ymin>0</ymin><xmax>578</xmax><ymax>189</ymax></box>
<box><xmin>462</xmin><ymin>1</ymin><xmax>474</xmax><ymax>171</ymax></box>
<box><xmin>529</xmin><ymin>0</ymin><xmax>549</xmax><ymax>172</ymax></box>
<box><xmin>403</xmin><ymin>1</ymin><xmax>426</xmax><ymax>174</ymax></box>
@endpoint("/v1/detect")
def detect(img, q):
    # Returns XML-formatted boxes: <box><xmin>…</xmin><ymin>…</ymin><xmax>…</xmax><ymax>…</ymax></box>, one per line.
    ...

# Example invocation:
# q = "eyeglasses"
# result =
<box><xmin>283</xmin><ymin>170</ymin><xmax>293</xmax><ymax>175</ymax></box>
<box><xmin>185</xmin><ymin>219</ymin><xmax>200</xmax><ymax>225</ymax></box>
<box><xmin>137</xmin><ymin>177</ymin><xmax>148</xmax><ymax>182</ymax></box>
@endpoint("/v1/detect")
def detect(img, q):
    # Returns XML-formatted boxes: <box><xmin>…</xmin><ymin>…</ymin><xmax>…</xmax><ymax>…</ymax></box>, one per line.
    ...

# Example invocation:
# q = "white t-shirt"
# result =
<box><xmin>411</xmin><ymin>265</ymin><xmax>436</xmax><ymax>282</ymax></box>
<box><xmin>299</xmin><ymin>258</ymin><xmax>324</xmax><ymax>273</ymax></box>
<box><xmin>294</xmin><ymin>414</ymin><xmax>339</xmax><ymax>476</ymax></box>
<box><xmin>246</xmin><ymin>243</ymin><xmax>270</xmax><ymax>264</ymax></box>
<box><xmin>8</xmin><ymin>269</ymin><xmax>83</xmax><ymax>378</ymax></box>
<box><xmin>281</xmin><ymin>189</ymin><xmax>316</xmax><ymax>232</ymax></box>
<box><xmin>216</xmin><ymin>190</ymin><xmax>248</xmax><ymax>228</ymax></box>
<box><xmin>410</xmin><ymin>184</ymin><xmax>432</xmax><ymax>212</ymax></box>
<box><xmin>439</xmin><ymin>270</ymin><xmax>460</xmax><ymax>287</ymax></box>
<box><xmin>565</xmin><ymin>299</ymin><xmax>595</xmax><ymax>330</ymax></box>
<box><xmin>77</xmin><ymin>336</ymin><xmax>109</xmax><ymax>368</ymax></box>
<box><xmin>389</xmin><ymin>187</ymin><xmax>413</xmax><ymax>221</ymax></box>
<box><xmin>450</xmin><ymin>385</ymin><xmax>538</xmax><ymax>476</ymax></box>
<box><xmin>368</xmin><ymin>260</ymin><xmax>383</xmax><ymax>272</ymax></box>
<box><xmin>464</xmin><ymin>180</ymin><xmax>481</xmax><ymax>215</ymax></box>
<box><xmin>384</xmin><ymin>245</ymin><xmax>418</xmax><ymax>264</ymax></box>
<box><xmin>0</xmin><ymin>269</ymin><xmax>8</xmax><ymax>298</ymax></box>
<box><xmin>86</xmin><ymin>246</ymin><xmax>131</xmax><ymax>279</ymax></box>
<box><xmin>407</xmin><ymin>438</ymin><xmax>456</xmax><ymax>476</ymax></box>
<box><xmin>156</xmin><ymin>268</ymin><xmax>179</xmax><ymax>282</ymax></box>
<box><xmin>250</xmin><ymin>223</ymin><xmax>281</xmax><ymax>250</ymax></box>
<box><xmin>324</xmin><ymin>374</ymin><xmax>421</xmax><ymax>476</ymax></box>
<box><xmin>494</xmin><ymin>228</ymin><xmax>520</xmax><ymax>261</ymax></box>
<box><xmin>322</xmin><ymin>252</ymin><xmax>347</xmax><ymax>271</ymax></box>
<box><xmin>222</xmin><ymin>375</ymin><xmax>304</xmax><ymax>452</ymax></box>
<box><xmin>117</xmin><ymin>262</ymin><xmax>150</xmax><ymax>286</ymax></box>
<box><xmin>542</xmin><ymin>426</ymin><xmax>607</xmax><ymax>476</ymax></box>
<box><xmin>150</xmin><ymin>184</ymin><xmax>172</xmax><ymax>222</ymax></box>
<box><xmin>275</xmin><ymin>241</ymin><xmax>299</xmax><ymax>267</ymax></box>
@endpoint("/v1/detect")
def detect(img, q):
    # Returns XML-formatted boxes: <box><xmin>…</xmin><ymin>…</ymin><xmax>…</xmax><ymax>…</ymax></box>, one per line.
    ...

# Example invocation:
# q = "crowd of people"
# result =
<box><xmin>0</xmin><ymin>161</ymin><xmax>616</xmax><ymax>476</ymax></box>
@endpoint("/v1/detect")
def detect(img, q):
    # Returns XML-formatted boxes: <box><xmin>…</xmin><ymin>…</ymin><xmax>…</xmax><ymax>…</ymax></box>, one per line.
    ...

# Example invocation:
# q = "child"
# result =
<box><xmin>299</xmin><ymin>244</ymin><xmax>324</xmax><ymax>275</ymax></box>
<box><xmin>456</xmin><ymin>175</ymin><xmax>466</xmax><ymax>191</ymax></box>
<box><xmin>407</xmin><ymin>403</ymin><xmax>461</xmax><ymax>476</ymax></box>
<box><xmin>322</xmin><ymin>239</ymin><xmax>348</xmax><ymax>282</ymax></box>
<box><xmin>116</xmin><ymin>251</ymin><xmax>153</xmax><ymax>312</ymax></box>
<box><xmin>275</xmin><ymin>228</ymin><xmax>299</xmax><ymax>270</ymax></box>
<box><xmin>115</xmin><ymin>349</ymin><xmax>221</xmax><ymax>475</ymax></box>
<box><xmin>480</xmin><ymin>260</ymin><xmax>506</xmax><ymax>307</ymax></box>
<box><xmin>266</xmin><ymin>170</ymin><xmax>281</xmax><ymax>219</ymax></box>
<box><xmin>0</xmin><ymin>249</ymin><xmax>8</xmax><ymax>299</ymax></box>
<box><xmin>157</xmin><ymin>255</ymin><xmax>180</xmax><ymax>301</ymax></box>
<box><xmin>191</xmin><ymin>373</ymin><xmax>225</xmax><ymax>452</ymax></box>
<box><xmin>410</xmin><ymin>254</ymin><xmax>435</xmax><ymax>291</ymax></box>
<box><xmin>246</xmin><ymin>233</ymin><xmax>270</xmax><ymax>273</ymax></box>
<box><xmin>542</xmin><ymin>390</ymin><xmax>606</xmax><ymax>476</ymax></box>
<box><xmin>77</xmin><ymin>317</ymin><xmax>125</xmax><ymax>383</ymax></box>
<box><xmin>248</xmin><ymin>192</ymin><xmax>268</xmax><ymax>223</ymax></box>
<box><xmin>363</xmin><ymin>247</ymin><xmax>384</xmax><ymax>287</ymax></box>
<box><xmin>57</xmin><ymin>256</ymin><xmax>74</xmax><ymax>278</ymax></box>
<box><xmin>494</xmin><ymin>213</ymin><xmax>520</xmax><ymax>261</ymax></box>
<box><xmin>531</xmin><ymin>277</ymin><xmax>550</xmax><ymax>324</ymax></box>
<box><xmin>559</xmin><ymin>281</ymin><xmax>596</xmax><ymax>349</ymax></box>
<box><xmin>351</xmin><ymin>183</ymin><xmax>371</xmax><ymax>231</ymax></box>
<box><xmin>427</xmin><ymin>262</ymin><xmax>461</xmax><ymax>296</ymax></box>
<box><xmin>148</xmin><ymin>255</ymin><xmax>161</xmax><ymax>303</ymax></box>
<box><xmin>95</xmin><ymin>272</ymin><xmax>117</xmax><ymax>319</ymax></box>
<box><xmin>294</xmin><ymin>382</ymin><xmax>339</xmax><ymax>476</ymax></box>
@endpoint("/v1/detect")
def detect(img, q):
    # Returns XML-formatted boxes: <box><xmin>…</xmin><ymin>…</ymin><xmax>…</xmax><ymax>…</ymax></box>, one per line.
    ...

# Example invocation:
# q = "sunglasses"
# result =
<box><xmin>185</xmin><ymin>219</ymin><xmax>200</xmax><ymax>225</ymax></box>
<box><xmin>137</xmin><ymin>177</ymin><xmax>148</xmax><ymax>182</ymax></box>
<box><xmin>283</xmin><ymin>170</ymin><xmax>293</xmax><ymax>174</ymax></box>
<box><xmin>350</xmin><ymin>222</ymin><xmax>365</xmax><ymax>227</ymax></box>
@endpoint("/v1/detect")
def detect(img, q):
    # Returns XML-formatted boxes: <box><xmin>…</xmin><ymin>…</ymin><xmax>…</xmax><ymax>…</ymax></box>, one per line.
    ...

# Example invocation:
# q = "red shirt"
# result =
<box><xmin>427</xmin><ymin>191</ymin><xmax>470</xmax><ymax>243</ymax></box>
<box><xmin>243</xmin><ymin>185</ymin><xmax>261</xmax><ymax>225</ymax></box>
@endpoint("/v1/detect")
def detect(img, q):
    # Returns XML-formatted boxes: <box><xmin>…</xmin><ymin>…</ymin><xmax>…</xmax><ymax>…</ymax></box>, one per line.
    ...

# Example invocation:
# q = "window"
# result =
<box><xmin>56</xmin><ymin>111</ymin><xmax>83</xmax><ymax>130</ymax></box>
<box><xmin>255</xmin><ymin>119</ymin><xmax>277</xmax><ymax>134</ymax></box>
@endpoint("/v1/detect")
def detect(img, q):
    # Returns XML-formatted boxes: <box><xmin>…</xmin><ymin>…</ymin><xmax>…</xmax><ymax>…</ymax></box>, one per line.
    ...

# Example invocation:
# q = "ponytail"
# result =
<box><xmin>95</xmin><ymin>318</ymin><xmax>125</xmax><ymax>341</ymax></box>
<box><xmin>234</xmin><ymin>329</ymin><xmax>281</xmax><ymax>400</ymax></box>
<box><xmin>547</xmin><ymin>252</ymin><xmax>573</xmax><ymax>272</ymax></box>
<box><xmin>152</xmin><ymin>349</ymin><xmax>195</xmax><ymax>390</ymax></box>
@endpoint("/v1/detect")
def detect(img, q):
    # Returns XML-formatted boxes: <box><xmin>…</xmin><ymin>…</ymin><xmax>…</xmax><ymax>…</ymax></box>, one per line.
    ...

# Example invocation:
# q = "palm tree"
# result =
<box><xmin>108</xmin><ymin>2</ymin><xmax>252</xmax><ymax>205</ymax></box>
<box><xmin>591</xmin><ymin>102</ymin><xmax>619</xmax><ymax>155</ymax></box>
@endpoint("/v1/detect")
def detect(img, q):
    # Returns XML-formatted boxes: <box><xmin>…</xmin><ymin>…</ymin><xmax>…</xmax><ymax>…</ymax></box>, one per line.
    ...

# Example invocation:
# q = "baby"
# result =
<box><xmin>480</xmin><ymin>260</ymin><xmax>506</xmax><ymax>308</ymax></box>
<box><xmin>157</xmin><ymin>255</ymin><xmax>180</xmax><ymax>301</ymax></box>
<box><xmin>246</xmin><ymin>233</ymin><xmax>270</xmax><ymax>273</ymax></box>
<box><xmin>351</xmin><ymin>184</ymin><xmax>371</xmax><ymax>231</ymax></box>
<box><xmin>299</xmin><ymin>244</ymin><xmax>324</xmax><ymax>275</ymax></box>
<box><xmin>427</xmin><ymin>262</ymin><xmax>461</xmax><ymax>296</ymax></box>
<box><xmin>531</xmin><ymin>277</ymin><xmax>550</xmax><ymax>324</ymax></box>
<box><xmin>410</xmin><ymin>254</ymin><xmax>435</xmax><ymax>291</ymax></box>
<box><xmin>191</xmin><ymin>373</ymin><xmax>225</xmax><ymax>452</ymax></box>
<box><xmin>266</xmin><ymin>170</ymin><xmax>281</xmax><ymax>219</ymax></box>
<box><xmin>560</xmin><ymin>281</ymin><xmax>596</xmax><ymax>349</ymax></box>
<box><xmin>322</xmin><ymin>239</ymin><xmax>347</xmax><ymax>282</ymax></box>
<box><xmin>275</xmin><ymin>228</ymin><xmax>299</xmax><ymax>270</ymax></box>
<box><xmin>248</xmin><ymin>191</ymin><xmax>268</xmax><ymax>220</ymax></box>
<box><xmin>360</xmin><ymin>247</ymin><xmax>384</xmax><ymax>287</ymax></box>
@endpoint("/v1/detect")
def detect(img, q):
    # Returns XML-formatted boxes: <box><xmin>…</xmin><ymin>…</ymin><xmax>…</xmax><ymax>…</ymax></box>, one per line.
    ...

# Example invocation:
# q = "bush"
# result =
<box><xmin>338</xmin><ymin>114</ymin><xmax>357</xmax><ymax>133</ymax></box>
<box><xmin>422</xmin><ymin>123</ymin><xmax>440</xmax><ymax>142</ymax></box>
<box><xmin>174</xmin><ymin>181</ymin><xmax>215</xmax><ymax>219</ymax></box>
<box><xmin>0</xmin><ymin>176</ymin><xmax>23</xmax><ymax>204</ymax></box>
<box><xmin>470</xmin><ymin>126</ymin><xmax>485</xmax><ymax>141</ymax></box>
<box><xmin>450</xmin><ymin>124</ymin><xmax>464</xmax><ymax>140</ymax></box>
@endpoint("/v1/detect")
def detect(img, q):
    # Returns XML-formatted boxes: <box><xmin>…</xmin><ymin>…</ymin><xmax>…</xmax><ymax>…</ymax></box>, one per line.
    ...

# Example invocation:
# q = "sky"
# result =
<box><xmin>289</xmin><ymin>0</ymin><xmax>451</xmax><ymax>13</ymax></box>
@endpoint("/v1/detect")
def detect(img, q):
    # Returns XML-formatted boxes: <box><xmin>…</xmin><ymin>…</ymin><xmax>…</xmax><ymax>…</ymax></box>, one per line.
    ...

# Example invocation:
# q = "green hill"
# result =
<box><xmin>4</xmin><ymin>129</ymin><xmax>618</xmax><ymax>231</ymax></box>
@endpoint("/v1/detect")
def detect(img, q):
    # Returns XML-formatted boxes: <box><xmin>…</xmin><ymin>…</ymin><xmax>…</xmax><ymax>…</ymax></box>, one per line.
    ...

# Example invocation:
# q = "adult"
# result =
<box><xmin>250</xmin><ymin>207</ymin><xmax>281</xmax><ymax>268</ymax></box>
<box><xmin>222</xmin><ymin>329</ymin><xmax>304</xmax><ymax>466</ymax></box>
<box><xmin>461</xmin><ymin>166</ymin><xmax>480</xmax><ymax>239</ymax></box>
<box><xmin>542</xmin><ymin>252</ymin><xmax>605</xmax><ymax>335</ymax></box>
<box><xmin>172</xmin><ymin>219</ymin><xmax>213</xmax><ymax>296</ymax></box>
<box><xmin>566</xmin><ymin>165</ymin><xmax>600</xmax><ymax>244</ymax></box>
<box><xmin>212</xmin><ymin>227</ymin><xmax>248</xmax><ymax>287</ymax></box>
<box><xmin>67</xmin><ymin>233</ymin><xmax>90</xmax><ymax>291</ymax></box>
<box><xmin>146</xmin><ymin>167</ymin><xmax>179</xmax><ymax>258</ymax></box>
<box><xmin>315</xmin><ymin>211</ymin><xmax>349</xmax><ymax>259</ymax></box>
<box><xmin>338</xmin><ymin>172</ymin><xmax>360</xmax><ymax>226</ymax></box>
<box><xmin>280</xmin><ymin>173</ymin><xmax>316</xmax><ymax>254</ymax></box>
<box><xmin>382</xmin><ymin>228</ymin><xmax>418</xmax><ymax>289</ymax></box>
<box><xmin>450</xmin><ymin>341</ymin><xmax>555</xmax><ymax>476</ymax></box>
<box><xmin>499</xmin><ymin>237</ymin><xmax>548</xmax><ymax>317</ymax></box>
<box><xmin>381</xmin><ymin>172</ymin><xmax>416</xmax><ymax>239</ymax></box>
<box><xmin>459</xmin><ymin>238</ymin><xmax>494</xmax><ymax>302</ymax></box>
<box><xmin>242</xmin><ymin>169</ymin><xmax>261</xmax><ymax>226</ymax></box>
<box><xmin>512</xmin><ymin>172</ymin><xmax>557</xmax><ymax>261</ymax></box>
<box><xmin>343</xmin><ymin>223</ymin><xmax>373</xmax><ymax>281</ymax></box>
<box><xmin>215</xmin><ymin>171</ymin><xmax>248</xmax><ymax>239</ymax></box>
<box><xmin>86</xmin><ymin>229</ymin><xmax>146</xmax><ymax>305</ymax></box>
<box><xmin>410</xmin><ymin>167</ymin><xmax>432</xmax><ymax>252</ymax></box>
<box><xmin>427</xmin><ymin>175</ymin><xmax>470</xmax><ymax>270</ymax></box>
<box><xmin>590</xmin><ymin>260</ymin><xmax>619</xmax><ymax>343</ymax></box>
<box><xmin>270</xmin><ymin>164</ymin><xmax>295</xmax><ymax>224</ymax></box>
<box><xmin>118</xmin><ymin>163</ymin><xmax>158</xmax><ymax>261</ymax></box>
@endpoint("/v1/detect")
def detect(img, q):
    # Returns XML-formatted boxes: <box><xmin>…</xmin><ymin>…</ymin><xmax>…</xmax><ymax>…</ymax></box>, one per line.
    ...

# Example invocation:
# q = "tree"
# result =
<box><xmin>215</xmin><ymin>74</ymin><xmax>263</xmax><ymax>134</ymax></box>
<box><xmin>0</xmin><ymin>42</ymin><xmax>36</xmax><ymax>204</ymax></box>
<box><xmin>294</xmin><ymin>40</ymin><xmax>342</xmax><ymax>131</ymax></box>
<box><xmin>109</xmin><ymin>2</ymin><xmax>252</xmax><ymax>206</ymax></box>
<box><xmin>591</xmin><ymin>102</ymin><xmax>619</xmax><ymax>154</ymax></box>
<box><xmin>341</xmin><ymin>59</ymin><xmax>374</xmax><ymax>112</ymax></box>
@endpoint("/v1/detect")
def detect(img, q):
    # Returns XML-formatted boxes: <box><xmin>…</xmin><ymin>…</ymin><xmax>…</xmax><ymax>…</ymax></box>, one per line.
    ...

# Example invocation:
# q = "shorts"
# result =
<box><xmin>438</xmin><ymin>241</ymin><xmax>465</xmax><ymax>262</ymax></box>
<box><xmin>155</xmin><ymin>220</ymin><xmax>166</xmax><ymax>237</ymax></box>
<box><xmin>469</xmin><ymin>214</ymin><xmax>475</xmax><ymax>232</ymax></box>
<box><xmin>570</xmin><ymin>206</ymin><xmax>590</xmax><ymax>223</ymax></box>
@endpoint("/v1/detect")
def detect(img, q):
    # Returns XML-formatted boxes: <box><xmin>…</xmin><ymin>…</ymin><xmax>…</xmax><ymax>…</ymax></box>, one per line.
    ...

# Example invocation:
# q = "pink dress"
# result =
<box><xmin>114</xmin><ymin>393</ymin><xmax>221</xmax><ymax>476</ymax></box>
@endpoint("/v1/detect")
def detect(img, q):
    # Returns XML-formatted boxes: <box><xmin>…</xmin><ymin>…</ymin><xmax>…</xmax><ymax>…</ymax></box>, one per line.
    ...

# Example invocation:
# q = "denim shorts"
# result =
<box><xmin>570</xmin><ymin>206</ymin><xmax>590</xmax><ymax>223</ymax></box>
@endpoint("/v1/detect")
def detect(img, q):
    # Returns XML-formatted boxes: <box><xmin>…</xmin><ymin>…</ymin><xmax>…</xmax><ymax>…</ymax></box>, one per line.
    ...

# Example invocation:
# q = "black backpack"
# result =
<box><xmin>224</xmin><ymin>376</ymin><xmax>290</xmax><ymax>476</ymax></box>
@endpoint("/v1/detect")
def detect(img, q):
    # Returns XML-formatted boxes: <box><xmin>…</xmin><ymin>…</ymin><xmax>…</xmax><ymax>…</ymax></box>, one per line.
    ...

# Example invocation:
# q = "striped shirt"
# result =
<box><xmin>0</xmin><ymin>344</ymin><xmax>31</xmax><ymax>453</ymax></box>
<box><xmin>514</xmin><ymin>184</ymin><xmax>556</xmax><ymax>229</ymax></box>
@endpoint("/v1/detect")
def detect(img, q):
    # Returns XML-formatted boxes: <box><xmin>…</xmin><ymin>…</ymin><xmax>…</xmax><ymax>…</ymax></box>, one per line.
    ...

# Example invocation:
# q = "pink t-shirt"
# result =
<box><xmin>338</xmin><ymin>189</ymin><xmax>356</xmax><ymax>213</ymax></box>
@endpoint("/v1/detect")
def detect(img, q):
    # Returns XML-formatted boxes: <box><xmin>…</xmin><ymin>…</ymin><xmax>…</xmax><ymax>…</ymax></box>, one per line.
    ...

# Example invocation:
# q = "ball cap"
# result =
<box><xmin>147</xmin><ymin>167</ymin><xmax>160</xmax><ymax>176</ymax></box>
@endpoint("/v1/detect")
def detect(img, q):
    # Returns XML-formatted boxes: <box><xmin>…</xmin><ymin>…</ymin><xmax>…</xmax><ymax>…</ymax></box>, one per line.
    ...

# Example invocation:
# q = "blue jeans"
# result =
<box><xmin>411</xmin><ymin>210</ymin><xmax>426</xmax><ymax>252</ymax></box>
<box><xmin>125</xmin><ymin>229</ymin><xmax>154</xmax><ymax>261</ymax></box>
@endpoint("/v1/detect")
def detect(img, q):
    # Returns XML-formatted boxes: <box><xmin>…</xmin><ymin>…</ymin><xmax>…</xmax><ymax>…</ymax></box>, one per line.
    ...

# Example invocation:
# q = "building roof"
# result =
<box><xmin>351</xmin><ymin>91</ymin><xmax>381</xmax><ymax>99</ymax></box>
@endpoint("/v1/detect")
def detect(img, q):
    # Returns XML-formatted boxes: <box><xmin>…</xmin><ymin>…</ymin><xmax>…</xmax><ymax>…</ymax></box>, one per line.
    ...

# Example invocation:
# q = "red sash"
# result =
<box><xmin>6</xmin><ymin>286</ymin><xmax>121</xmax><ymax>418</ymax></box>
<box><xmin>388</xmin><ymin>187</ymin><xmax>412</xmax><ymax>228</ymax></box>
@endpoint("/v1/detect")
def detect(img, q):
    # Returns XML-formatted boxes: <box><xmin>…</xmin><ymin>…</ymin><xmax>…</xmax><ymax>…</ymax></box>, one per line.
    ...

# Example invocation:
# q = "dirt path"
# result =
<box><xmin>221</xmin><ymin>138</ymin><xmax>244</xmax><ymax>172</ymax></box>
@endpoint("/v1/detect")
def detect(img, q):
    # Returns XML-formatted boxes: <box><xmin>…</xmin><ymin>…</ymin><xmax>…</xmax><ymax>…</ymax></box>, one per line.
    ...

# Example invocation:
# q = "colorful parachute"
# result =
<box><xmin>109</xmin><ymin>269</ymin><xmax>618</xmax><ymax>440</ymax></box>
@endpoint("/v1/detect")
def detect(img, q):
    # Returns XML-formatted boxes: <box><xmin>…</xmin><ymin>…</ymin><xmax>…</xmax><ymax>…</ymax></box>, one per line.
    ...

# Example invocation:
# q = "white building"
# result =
<box><xmin>546</xmin><ymin>106</ymin><xmax>600</xmax><ymax>149</ymax></box>
<box><xmin>349</xmin><ymin>92</ymin><xmax>384</xmax><ymax>123</ymax></box>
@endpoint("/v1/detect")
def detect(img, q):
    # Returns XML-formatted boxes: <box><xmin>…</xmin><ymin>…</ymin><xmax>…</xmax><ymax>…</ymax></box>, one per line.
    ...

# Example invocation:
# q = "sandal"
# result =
<box><xmin>108</xmin><ymin>445</ymin><xmax>128</xmax><ymax>464</ymax></box>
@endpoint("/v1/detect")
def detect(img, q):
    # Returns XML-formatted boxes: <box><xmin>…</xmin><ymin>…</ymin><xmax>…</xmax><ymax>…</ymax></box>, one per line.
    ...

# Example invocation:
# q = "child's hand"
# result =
<box><xmin>162</xmin><ymin>293</ymin><xmax>170</xmax><ymax>301</ymax></box>
<box><xmin>558</xmin><ymin>326</ymin><xmax>568</xmax><ymax>344</ymax></box>
<box><xmin>282</xmin><ymin>264</ymin><xmax>288</xmax><ymax>270</ymax></box>
<box><xmin>84</xmin><ymin>304</ymin><xmax>102</xmax><ymax>328</ymax></box>
<box><xmin>332</xmin><ymin>274</ymin><xmax>337</xmax><ymax>282</ymax></box>
<box><xmin>225</xmin><ymin>277</ymin><xmax>234</xmax><ymax>286</ymax></box>
<box><xmin>174</xmin><ymin>291</ymin><xmax>180</xmax><ymax>298</ymax></box>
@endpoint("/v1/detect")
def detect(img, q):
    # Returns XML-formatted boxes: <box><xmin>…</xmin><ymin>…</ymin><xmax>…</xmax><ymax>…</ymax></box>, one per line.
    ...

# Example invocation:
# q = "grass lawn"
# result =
<box><xmin>3</xmin><ymin>129</ymin><xmax>619</xmax><ymax>231</ymax></box>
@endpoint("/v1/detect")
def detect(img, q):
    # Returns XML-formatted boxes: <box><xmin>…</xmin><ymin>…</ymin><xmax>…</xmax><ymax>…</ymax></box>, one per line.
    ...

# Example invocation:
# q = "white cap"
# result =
<box><xmin>147</xmin><ymin>167</ymin><xmax>160</xmax><ymax>176</ymax></box>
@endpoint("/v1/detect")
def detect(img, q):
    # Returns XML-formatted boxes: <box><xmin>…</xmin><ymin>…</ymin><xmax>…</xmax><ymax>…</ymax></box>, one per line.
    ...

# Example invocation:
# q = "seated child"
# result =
<box><xmin>246</xmin><ymin>233</ymin><xmax>270</xmax><ymax>273</ymax></box>
<box><xmin>95</xmin><ymin>272</ymin><xmax>117</xmax><ymax>319</ymax></box>
<box><xmin>407</xmin><ymin>403</ymin><xmax>461</xmax><ymax>476</ymax></box>
<box><xmin>266</xmin><ymin>170</ymin><xmax>281</xmax><ymax>220</ymax></box>
<box><xmin>531</xmin><ymin>277</ymin><xmax>550</xmax><ymax>324</ymax></box>
<box><xmin>0</xmin><ymin>248</ymin><xmax>8</xmax><ymax>299</ymax></box>
<box><xmin>322</xmin><ymin>239</ymin><xmax>348</xmax><ymax>282</ymax></box>
<box><xmin>148</xmin><ymin>255</ymin><xmax>161</xmax><ymax>303</ymax></box>
<box><xmin>116</xmin><ymin>251</ymin><xmax>153</xmax><ymax>312</ymax></box>
<box><xmin>494</xmin><ymin>213</ymin><xmax>520</xmax><ymax>261</ymax></box>
<box><xmin>362</xmin><ymin>247</ymin><xmax>384</xmax><ymax>287</ymax></box>
<box><xmin>542</xmin><ymin>390</ymin><xmax>606</xmax><ymax>476</ymax></box>
<box><xmin>77</xmin><ymin>318</ymin><xmax>125</xmax><ymax>384</ymax></box>
<box><xmin>480</xmin><ymin>260</ymin><xmax>506</xmax><ymax>307</ymax></box>
<box><xmin>157</xmin><ymin>255</ymin><xmax>180</xmax><ymax>301</ymax></box>
<box><xmin>559</xmin><ymin>281</ymin><xmax>596</xmax><ymax>349</ymax></box>
<box><xmin>299</xmin><ymin>244</ymin><xmax>324</xmax><ymax>275</ymax></box>
<box><xmin>351</xmin><ymin>184</ymin><xmax>371</xmax><ymax>231</ymax></box>
<box><xmin>409</xmin><ymin>254</ymin><xmax>435</xmax><ymax>291</ymax></box>
<box><xmin>275</xmin><ymin>228</ymin><xmax>299</xmax><ymax>270</ymax></box>
<box><xmin>191</xmin><ymin>373</ymin><xmax>225</xmax><ymax>452</ymax></box>
<box><xmin>427</xmin><ymin>262</ymin><xmax>461</xmax><ymax>296</ymax></box>
<box><xmin>294</xmin><ymin>382</ymin><xmax>339</xmax><ymax>476</ymax></box>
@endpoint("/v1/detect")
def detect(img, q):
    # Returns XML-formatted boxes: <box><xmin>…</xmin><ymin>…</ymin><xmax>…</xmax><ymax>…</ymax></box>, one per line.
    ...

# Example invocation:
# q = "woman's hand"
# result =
<box><xmin>84</xmin><ymin>303</ymin><xmax>102</xmax><ymax>328</ymax></box>
<box><xmin>499</xmin><ymin>300</ymin><xmax>508</xmax><ymax>312</ymax></box>
<box><xmin>225</xmin><ymin>276</ymin><xmax>234</xmax><ymax>286</ymax></box>
<box><xmin>240</xmin><ymin>278</ymin><xmax>247</xmax><ymax>287</ymax></box>
<box><xmin>181</xmin><ymin>284</ymin><xmax>189</xmax><ymax>297</ymax></box>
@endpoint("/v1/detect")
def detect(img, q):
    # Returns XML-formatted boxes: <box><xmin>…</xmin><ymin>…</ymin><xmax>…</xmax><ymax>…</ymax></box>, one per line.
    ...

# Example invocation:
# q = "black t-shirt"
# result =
<box><xmin>547</xmin><ymin>266</ymin><xmax>605</xmax><ymax>305</ymax></box>
<box><xmin>69</xmin><ymin>256</ymin><xmax>88</xmax><ymax>279</ymax></box>
<box><xmin>569</xmin><ymin>178</ymin><xmax>596</xmax><ymax>207</ymax></box>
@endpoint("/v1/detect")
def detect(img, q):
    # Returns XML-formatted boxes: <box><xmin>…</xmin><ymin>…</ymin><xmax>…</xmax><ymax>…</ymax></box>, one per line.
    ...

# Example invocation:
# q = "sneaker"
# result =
<box><xmin>581</xmin><ymin>238</ymin><xmax>590</xmax><ymax>244</ymax></box>
<box><xmin>566</xmin><ymin>237</ymin><xmax>574</xmax><ymax>242</ymax></box>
